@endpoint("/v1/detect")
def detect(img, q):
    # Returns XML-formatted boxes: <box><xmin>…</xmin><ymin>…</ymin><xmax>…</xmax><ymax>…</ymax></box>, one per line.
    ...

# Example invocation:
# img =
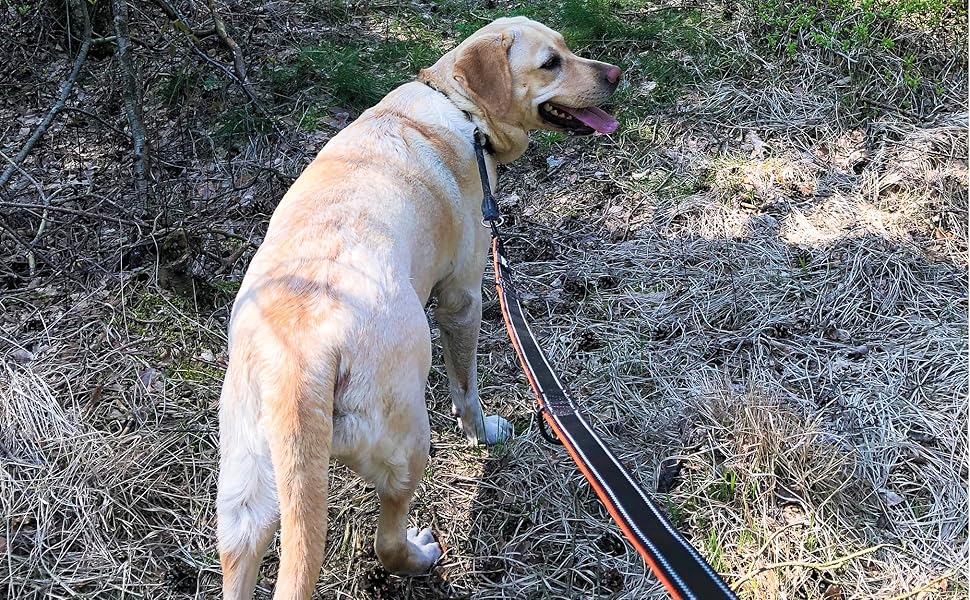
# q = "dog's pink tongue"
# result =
<box><xmin>559</xmin><ymin>105</ymin><xmax>619</xmax><ymax>134</ymax></box>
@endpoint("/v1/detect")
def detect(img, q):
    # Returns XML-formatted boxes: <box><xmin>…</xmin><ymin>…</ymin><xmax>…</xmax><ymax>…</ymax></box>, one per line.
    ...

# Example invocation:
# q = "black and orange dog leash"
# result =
<box><xmin>474</xmin><ymin>129</ymin><xmax>738</xmax><ymax>600</ymax></box>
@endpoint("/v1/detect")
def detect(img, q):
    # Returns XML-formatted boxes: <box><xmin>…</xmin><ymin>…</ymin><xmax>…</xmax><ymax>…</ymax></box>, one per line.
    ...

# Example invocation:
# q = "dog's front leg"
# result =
<box><xmin>436</xmin><ymin>286</ymin><xmax>511</xmax><ymax>445</ymax></box>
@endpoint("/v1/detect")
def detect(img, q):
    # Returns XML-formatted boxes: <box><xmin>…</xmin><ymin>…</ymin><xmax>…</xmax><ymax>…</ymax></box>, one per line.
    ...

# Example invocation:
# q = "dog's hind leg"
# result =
<box><xmin>435</xmin><ymin>286</ymin><xmax>511</xmax><ymax>445</ymax></box>
<box><xmin>371</xmin><ymin>381</ymin><xmax>442</xmax><ymax>574</ymax></box>
<box><xmin>217</xmin><ymin>363</ymin><xmax>280</xmax><ymax>600</ymax></box>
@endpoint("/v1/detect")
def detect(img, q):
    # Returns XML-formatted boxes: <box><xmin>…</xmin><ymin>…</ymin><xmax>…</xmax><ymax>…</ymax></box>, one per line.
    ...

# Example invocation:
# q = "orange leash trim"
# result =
<box><xmin>491</xmin><ymin>237</ymin><xmax>737</xmax><ymax>600</ymax></box>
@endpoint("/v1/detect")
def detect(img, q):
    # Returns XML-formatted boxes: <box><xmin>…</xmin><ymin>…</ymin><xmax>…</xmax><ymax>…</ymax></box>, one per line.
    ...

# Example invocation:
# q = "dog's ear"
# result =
<box><xmin>453</xmin><ymin>33</ymin><xmax>515</xmax><ymax>120</ymax></box>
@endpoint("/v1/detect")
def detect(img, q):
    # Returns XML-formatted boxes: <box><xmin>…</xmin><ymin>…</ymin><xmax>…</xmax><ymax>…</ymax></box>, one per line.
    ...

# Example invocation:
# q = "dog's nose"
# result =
<box><xmin>605</xmin><ymin>65</ymin><xmax>622</xmax><ymax>85</ymax></box>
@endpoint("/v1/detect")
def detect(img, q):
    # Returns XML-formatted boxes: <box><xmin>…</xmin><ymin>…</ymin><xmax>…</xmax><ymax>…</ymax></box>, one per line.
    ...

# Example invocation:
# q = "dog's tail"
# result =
<box><xmin>218</xmin><ymin>352</ymin><xmax>280</xmax><ymax>599</ymax></box>
<box><xmin>217</xmin><ymin>345</ymin><xmax>336</xmax><ymax>600</ymax></box>
<box><xmin>265</xmin><ymin>351</ymin><xmax>336</xmax><ymax>599</ymax></box>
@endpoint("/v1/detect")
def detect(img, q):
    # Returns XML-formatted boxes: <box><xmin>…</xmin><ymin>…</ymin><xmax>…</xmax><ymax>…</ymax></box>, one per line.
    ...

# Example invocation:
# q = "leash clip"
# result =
<box><xmin>481</xmin><ymin>215</ymin><xmax>505</xmax><ymax>228</ymax></box>
<box><xmin>473</xmin><ymin>128</ymin><xmax>503</xmax><ymax>232</ymax></box>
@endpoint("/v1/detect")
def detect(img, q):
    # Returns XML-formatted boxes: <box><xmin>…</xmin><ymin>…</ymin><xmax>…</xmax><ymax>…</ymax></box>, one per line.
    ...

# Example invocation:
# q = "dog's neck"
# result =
<box><xmin>421</xmin><ymin>79</ymin><xmax>496</xmax><ymax>155</ymax></box>
<box><xmin>417</xmin><ymin>72</ymin><xmax>529</xmax><ymax>164</ymax></box>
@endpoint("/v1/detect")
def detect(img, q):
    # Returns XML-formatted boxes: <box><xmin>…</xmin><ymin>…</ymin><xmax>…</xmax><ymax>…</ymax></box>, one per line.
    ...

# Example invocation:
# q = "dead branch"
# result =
<box><xmin>0</xmin><ymin>198</ymin><xmax>148</xmax><ymax>227</ymax></box>
<box><xmin>205</xmin><ymin>0</ymin><xmax>257</xmax><ymax>101</ymax></box>
<box><xmin>888</xmin><ymin>573</ymin><xmax>956</xmax><ymax>600</ymax></box>
<box><xmin>731</xmin><ymin>545</ymin><xmax>889</xmax><ymax>589</ymax></box>
<box><xmin>61</xmin><ymin>106</ymin><xmax>132</xmax><ymax>139</ymax></box>
<box><xmin>0</xmin><ymin>0</ymin><xmax>91</xmax><ymax>190</ymax></box>
<box><xmin>147</xmin><ymin>0</ymin><xmax>216</xmax><ymax>38</ymax></box>
<box><xmin>149</xmin><ymin>0</ymin><xmax>280</xmax><ymax>134</ymax></box>
<box><xmin>0</xmin><ymin>150</ymin><xmax>50</xmax><ymax>277</ymax></box>
<box><xmin>0</xmin><ymin>214</ymin><xmax>82</xmax><ymax>284</ymax></box>
<box><xmin>214</xmin><ymin>240</ymin><xmax>252</xmax><ymax>275</ymax></box>
<box><xmin>112</xmin><ymin>0</ymin><xmax>152</xmax><ymax>207</ymax></box>
<box><xmin>618</xmin><ymin>4</ymin><xmax>702</xmax><ymax>16</ymax></box>
<box><xmin>92</xmin><ymin>35</ymin><xmax>159</xmax><ymax>51</ymax></box>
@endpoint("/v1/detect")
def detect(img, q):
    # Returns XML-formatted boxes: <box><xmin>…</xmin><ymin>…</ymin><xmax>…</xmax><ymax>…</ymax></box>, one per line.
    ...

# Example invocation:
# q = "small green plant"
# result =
<box><xmin>750</xmin><ymin>0</ymin><xmax>963</xmax><ymax>57</ymax></box>
<box><xmin>488</xmin><ymin>438</ymin><xmax>511</xmax><ymax>459</ymax></box>
<box><xmin>159</xmin><ymin>68</ymin><xmax>199</xmax><ymax>106</ymax></box>
<box><xmin>272</xmin><ymin>37</ymin><xmax>437</xmax><ymax>111</ymax></box>
<box><xmin>708</xmin><ymin>469</ymin><xmax>738</xmax><ymax>501</ymax></box>
<box><xmin>215</xmin><ymin>106</ymin><xmax>274</xmax><ymax>139</ymax></box>
<box><xmin>534</xmin><ymin>130</ymin><xmax>567</xmax><ymax>149</ymax></box>
<box><xmin>201</xmin><ymin>73</ymin><xmax>222</xmax><ymax>92</ymax></box>
<box><xmin>298</xmin><ymin>105</ymin><xmax>329</xmax><ymax>131</ymax></box>
<box><xmin>737</xmin><ymin>528</ymin><xmax>757</xmax><ymax>551</ymax></box>
<box><xmin>704</xmin><ymin>527</ymin><xmax>725</xmax><ymax>571</ymax></box>
<box><xmin>325</xmin><ymin>46</ymin><xmax>384</xmax><ymax>108</ymax></box>
<box><xmin>664</xmin><ymin>499</ymin><xmax>687</xmax><ymax>528</ymax></box>
<box><xmin>902</xmin><ymin>53</ymin><xmax>922</xmax><ymax>89</ymax></box>
<box><xmin>510</xmin><ymin>413</ymin><xmax>532</xmax><ymax>435</ymax></box>
<box><xmin>805</xmin><ymin>532</ymin><xmax>819</xmax><ymax>551</ymax></box>
<box><xmin>118</xmin><ymin>289</ymin><xmax>192</xmax><ymax>347</ymax></box>
<box><xmin>305</xmin><ymin>0</ymin><xmax>352</xmax><ymax>21</ymax></box>
<box><xmin>630</xmin><ymin>51</ymin><xmax>697</xmax><ymax>108</ymax></box>
<box><xmin>209</xmin><ymin>279</ymin><xmax>242</xmax><ymax>306</ymax></box>
<box><xmin>561</xmin><ymin>0</ymin><xmax>615</xmax><ymax>43</ymax></box>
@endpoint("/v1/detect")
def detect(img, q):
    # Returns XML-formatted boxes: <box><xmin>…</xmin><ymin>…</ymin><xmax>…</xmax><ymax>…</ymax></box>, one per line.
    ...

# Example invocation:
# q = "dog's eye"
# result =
<box><xmin>540</xmin><ymin>55</ymin><xmax>561</xmax><ymax>70</ymax></box>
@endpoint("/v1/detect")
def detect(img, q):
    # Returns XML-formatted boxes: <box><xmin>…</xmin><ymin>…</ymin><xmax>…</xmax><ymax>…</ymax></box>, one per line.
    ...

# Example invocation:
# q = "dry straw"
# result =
<box><xmin>2</xmin><ymin>3</ymin><xmax>967</xmax><ymax>599</ymax></box>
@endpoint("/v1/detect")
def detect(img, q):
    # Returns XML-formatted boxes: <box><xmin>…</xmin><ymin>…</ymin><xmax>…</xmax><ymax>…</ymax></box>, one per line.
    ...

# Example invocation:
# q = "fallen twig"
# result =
<box><xmin>0</xmin><ymin>150</ymin><xmax>51</xmax><ymax>277</ymax></box>
<box><xmin>731</xmin><ymin>544</ymin><xmax>889</xmax><ymax>589</ymax></box>
<box><xmin>205</xmin><ymin>0</ymin><xmax>257</xmax><ymax>101</ymax></box>
<box><xmin>888</xmin><ymin>573</ymin><xmax>955</xmax><ymax>600</ymax></box>
<box><xmin>150</xmin><ymin>0</ymin><xmax>280</xmax><ymax>135</ymax></box>
<box><xmin>0</xmin><ymin>201</ymin><xmax>146</xmax><ymax>227</ymax></box>
<box><xmin>61</xmin><ymin>106</ymin><xmax>131</xmax><ymax>139</ymax></box>
<box><xmin>0</xmin><ymin>216</ymin><xmax>82</xmax><ymax>284</ymax></box>
<box><xmin>216</xmin><ymin>242</ymin><xmax>250</xmax><ymax>275</ymax></box>
<box><xmin>147</xmin><ymin>0</ymin><xmax>216</xmax><ymax>38</ymax></box>
<box><xmin>0</xmin><ymin>0</ymin><xmax>91</xmax><ymax>190</ymax></box>
<box><xmin>91</xmin><ymin>34</ymin><xmax>157</xmax><ymax>51</ymax></box>
<box><xmin>618</xmin><ymin>3</ymin><xmax>702</xmax><ymax>16</ymax></box>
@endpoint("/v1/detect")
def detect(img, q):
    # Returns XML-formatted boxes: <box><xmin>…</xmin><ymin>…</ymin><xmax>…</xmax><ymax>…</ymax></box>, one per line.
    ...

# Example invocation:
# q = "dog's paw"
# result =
<box><xmin>482</xmin><ymin>414</ymin><xmax>512</xmax><ymax>445</ymax></box>
<box><xmin>406</xmin><ymin>527</ymin><xmax>443</xmax><ymax>571</ymax></box>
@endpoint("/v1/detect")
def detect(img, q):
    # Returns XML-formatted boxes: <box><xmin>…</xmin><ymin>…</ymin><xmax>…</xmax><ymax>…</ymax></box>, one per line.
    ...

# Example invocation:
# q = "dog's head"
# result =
<box><xmin>420</xmin><ymin>17</ymin><xmax>621</xmax><ymax>160</ymax></box>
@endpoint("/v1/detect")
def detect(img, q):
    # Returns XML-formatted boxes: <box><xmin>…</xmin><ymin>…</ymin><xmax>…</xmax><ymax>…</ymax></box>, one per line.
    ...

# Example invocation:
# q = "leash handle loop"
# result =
<box><xmin>536</xmin><ymin>406</ymin><xmax>564</xmax><ymax>446</ymax></box>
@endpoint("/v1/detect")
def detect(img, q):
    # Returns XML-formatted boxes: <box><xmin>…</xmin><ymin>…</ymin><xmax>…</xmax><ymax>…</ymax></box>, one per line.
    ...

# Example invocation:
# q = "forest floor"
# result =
<box><xmin>1</xmin><ymin>0</ymin><xmax>967</xmax><ymax>598</ymax></box>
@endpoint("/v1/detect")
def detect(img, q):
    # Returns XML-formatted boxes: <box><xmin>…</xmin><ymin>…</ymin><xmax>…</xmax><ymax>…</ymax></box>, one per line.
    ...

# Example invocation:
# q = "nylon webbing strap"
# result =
<box><xmin>491</xmin><ymin>237</ymin><xmax>738</xmax><ymax>600</ymax></box>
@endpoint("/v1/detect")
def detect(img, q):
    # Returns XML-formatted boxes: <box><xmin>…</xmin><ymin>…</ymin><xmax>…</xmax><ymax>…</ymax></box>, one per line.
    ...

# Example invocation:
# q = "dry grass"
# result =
<box><xmin>1</xmin><ymin>1</ymin><xmax>967</xmax><ymax>599</ymax></box>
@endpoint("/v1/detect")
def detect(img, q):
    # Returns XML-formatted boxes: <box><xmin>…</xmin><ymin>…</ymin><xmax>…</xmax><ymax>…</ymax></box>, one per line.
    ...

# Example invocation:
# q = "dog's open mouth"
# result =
<box><xmin>539</xmin><ymin>102</ymin><xmax>619</xmax><ymax>135</ymax></box>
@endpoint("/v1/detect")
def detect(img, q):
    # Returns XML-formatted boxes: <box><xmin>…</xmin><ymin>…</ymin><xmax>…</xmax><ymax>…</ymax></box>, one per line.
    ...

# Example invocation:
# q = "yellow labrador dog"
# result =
<box><xmin>216</xmin><ymin>16</ymin><xmax>620</xmax><ymax>599</ymax></box>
